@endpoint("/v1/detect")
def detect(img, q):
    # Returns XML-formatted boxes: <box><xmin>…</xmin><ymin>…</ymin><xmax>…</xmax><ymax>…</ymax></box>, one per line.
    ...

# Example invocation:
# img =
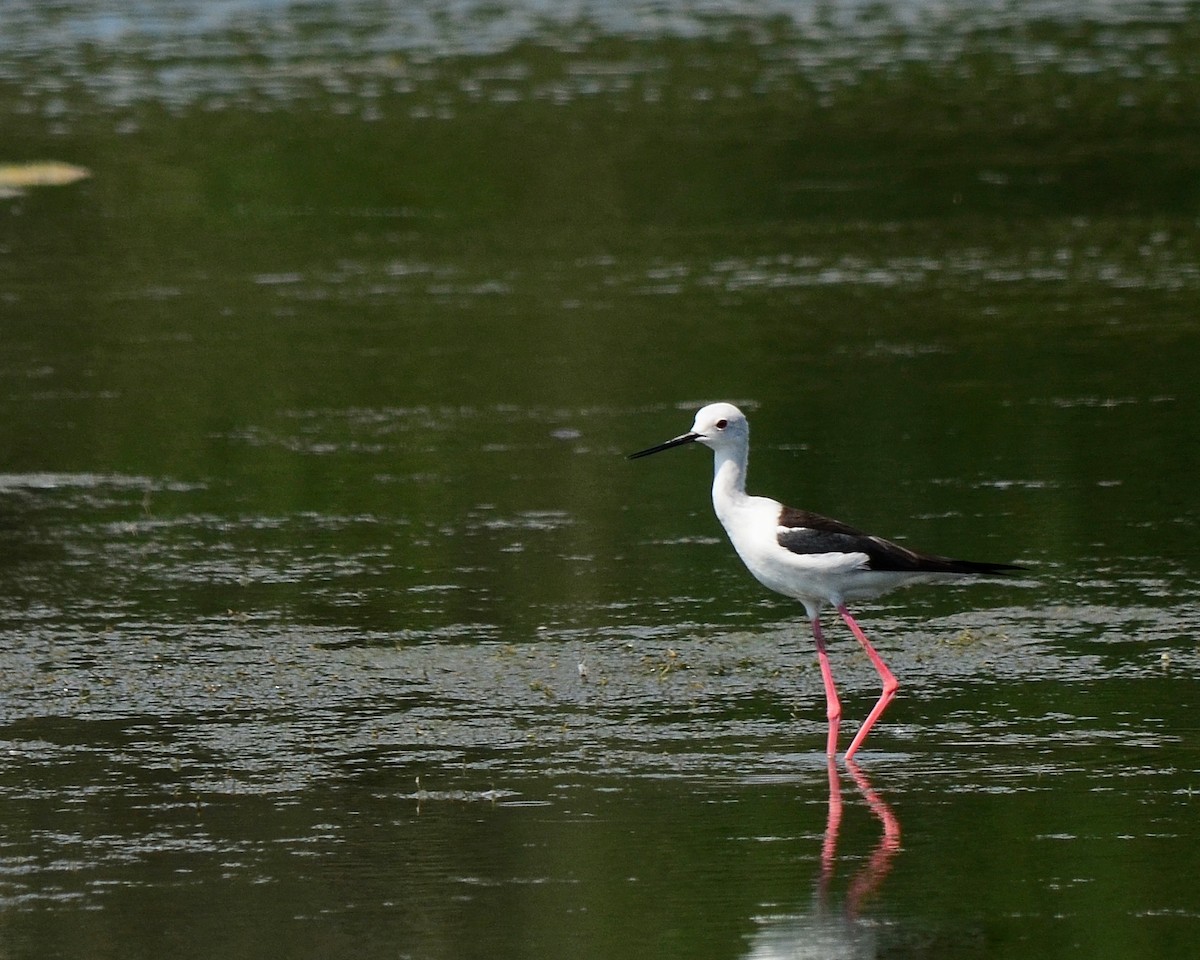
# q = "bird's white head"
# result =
<box><xmin>627</xmin><ymin>402</ymin><xmax>749</xmax><ymax>461</ymax></box>
<box><xmin>687</xmin><ymin>402</ymin><xmax>748</xmax><ymax>452</ymax></box>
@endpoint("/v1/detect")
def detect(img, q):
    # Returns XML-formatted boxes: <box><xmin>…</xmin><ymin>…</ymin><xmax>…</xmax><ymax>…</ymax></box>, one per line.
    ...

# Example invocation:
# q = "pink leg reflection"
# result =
<box><xmin>818</xmin><ymin>757</ymin><xmax>843</xmax><ymax>903</ymax></box>
<box><xmin>819</xmin><ymin>759</ymin><xmax>902</xmax><ymax>918</ymax></box>
<box><xmin>844</xmin><ymin>759</ymin><xmax>901</xmax><ymax>915</ymax></box>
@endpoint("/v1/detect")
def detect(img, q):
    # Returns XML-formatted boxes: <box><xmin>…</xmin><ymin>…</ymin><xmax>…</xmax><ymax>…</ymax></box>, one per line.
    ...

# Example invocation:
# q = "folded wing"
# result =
<box><xmin>776</xmin><ymin>506</ymin><xmax>1022</xmax><ymax>575</ymax></box>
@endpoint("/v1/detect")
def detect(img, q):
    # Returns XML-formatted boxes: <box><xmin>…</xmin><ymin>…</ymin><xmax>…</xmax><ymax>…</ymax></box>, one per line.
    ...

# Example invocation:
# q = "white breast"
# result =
<box><xmin>715</xmin><ymin>495</ymin><xmax>869</xmax><ymax>609</ymax></box>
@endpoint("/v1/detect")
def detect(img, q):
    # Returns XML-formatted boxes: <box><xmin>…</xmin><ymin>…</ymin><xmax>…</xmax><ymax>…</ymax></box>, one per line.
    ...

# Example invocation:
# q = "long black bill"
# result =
<box><xmin>627</xmin><ymin>432</ymin><xmax>700</xmax><ymax>460</ymax></box>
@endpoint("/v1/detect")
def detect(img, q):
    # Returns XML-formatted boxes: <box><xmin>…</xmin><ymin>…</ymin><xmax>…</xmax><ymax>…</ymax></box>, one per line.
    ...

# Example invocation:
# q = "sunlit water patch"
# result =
<box><xmin>3</xmin><ymin>0</ymin><xmax>1200</xmax><ymax>119</ymax></box>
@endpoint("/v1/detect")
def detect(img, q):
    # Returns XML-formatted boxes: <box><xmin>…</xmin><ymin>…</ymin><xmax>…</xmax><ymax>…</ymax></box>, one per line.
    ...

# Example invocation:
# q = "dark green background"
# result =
<box><xmin>1</xmin><ymin>3</ymin><xmax>1198</xmax><ymax>958</ymax></box>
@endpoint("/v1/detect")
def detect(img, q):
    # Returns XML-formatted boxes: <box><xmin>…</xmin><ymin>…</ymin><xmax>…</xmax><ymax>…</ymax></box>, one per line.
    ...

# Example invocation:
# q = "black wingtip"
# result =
<box><xmin>946</xmin><ymin>560</ymin><xmax>1029</xmax><ymax>575</ymax></box>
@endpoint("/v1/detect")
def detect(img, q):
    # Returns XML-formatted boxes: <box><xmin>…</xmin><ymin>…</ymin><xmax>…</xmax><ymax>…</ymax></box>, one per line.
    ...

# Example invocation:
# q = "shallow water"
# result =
<box><xmin>2</xmin><ymin>2</ymin><xmax>1200</xmax><ymax>958</ymax></box>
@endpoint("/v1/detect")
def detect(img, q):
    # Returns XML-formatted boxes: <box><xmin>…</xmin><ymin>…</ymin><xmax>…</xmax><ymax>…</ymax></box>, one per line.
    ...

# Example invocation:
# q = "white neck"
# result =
<box><xmin>711</xmin><ymin>443</ymin><xmax>750</xmax><ymax>522</ymax></box>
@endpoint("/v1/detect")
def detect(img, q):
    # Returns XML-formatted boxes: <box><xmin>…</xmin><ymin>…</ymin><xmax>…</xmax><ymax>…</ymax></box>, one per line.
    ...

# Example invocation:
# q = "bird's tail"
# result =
<box><xmin>930</xmin><ymin>558</ymin><xmax>1026</xmax><ymax>575</ymax></box>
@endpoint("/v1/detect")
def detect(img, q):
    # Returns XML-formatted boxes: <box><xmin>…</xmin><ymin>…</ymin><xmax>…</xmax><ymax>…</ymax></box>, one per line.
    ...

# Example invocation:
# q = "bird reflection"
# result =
<box><xmin>744</xmin><ymin>760</ymin><xmax>901</xmax><ymax>960</ymax></box>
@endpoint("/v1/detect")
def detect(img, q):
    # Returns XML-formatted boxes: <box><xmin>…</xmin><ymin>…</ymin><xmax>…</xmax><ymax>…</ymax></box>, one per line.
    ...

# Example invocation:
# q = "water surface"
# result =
<box><xmin>2</xmin><ymin>2</ymin><xmax>1199</xmax><ymax>958</ymax></box>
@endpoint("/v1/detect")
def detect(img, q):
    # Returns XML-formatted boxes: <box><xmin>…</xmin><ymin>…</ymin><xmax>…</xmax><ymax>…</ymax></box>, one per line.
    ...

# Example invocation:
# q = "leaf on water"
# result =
<box><xmin>0</xmin><ymin>161</ymin><xmax>91</xmax><ymax>197</ymax></box>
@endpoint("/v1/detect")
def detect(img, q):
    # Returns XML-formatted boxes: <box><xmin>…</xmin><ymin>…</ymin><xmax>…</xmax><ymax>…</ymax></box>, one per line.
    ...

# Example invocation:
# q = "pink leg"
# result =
<box><xmin>812</xmin><ymin>617</ymin><xmax>841</xmax><ymax>758</ymax></box>
<box><xmin>839</xmin><ymin>605</ymin><xmax>899</xmax><ymax>760</ymax></box>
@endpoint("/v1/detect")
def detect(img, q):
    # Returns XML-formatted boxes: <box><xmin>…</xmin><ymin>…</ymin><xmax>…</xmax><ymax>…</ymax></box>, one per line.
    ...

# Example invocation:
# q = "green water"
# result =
<box><xmin>2</xmin><ymin>2</ymin><xmax>1199</xmax><ymax>958</ymax></box>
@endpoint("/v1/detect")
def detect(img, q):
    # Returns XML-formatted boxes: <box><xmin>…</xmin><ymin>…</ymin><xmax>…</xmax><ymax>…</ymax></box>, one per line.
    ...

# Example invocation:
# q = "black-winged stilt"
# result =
<box><xmin>629</xmin><ymin>402</ymin><xmax>1023</xmax><ymax>760</ymax></box>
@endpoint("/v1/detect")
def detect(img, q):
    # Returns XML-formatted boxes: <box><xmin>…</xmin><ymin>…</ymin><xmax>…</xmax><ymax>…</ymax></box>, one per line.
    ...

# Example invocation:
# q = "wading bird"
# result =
<box><xmin>629</xmin><ymin>402</ymin><xmax>1022</xmax><ymax>760</ymax></box>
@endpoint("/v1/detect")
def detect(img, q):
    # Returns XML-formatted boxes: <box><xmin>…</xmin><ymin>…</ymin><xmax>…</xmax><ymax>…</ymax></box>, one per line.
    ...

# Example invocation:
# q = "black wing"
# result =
<box><xmin>776</xmin><ymin>506</ymin><xmax>1023</xmax><ymax>575</ymax></box>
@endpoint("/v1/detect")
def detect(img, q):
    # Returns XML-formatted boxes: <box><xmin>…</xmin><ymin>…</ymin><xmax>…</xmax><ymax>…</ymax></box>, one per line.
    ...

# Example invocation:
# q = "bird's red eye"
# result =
<box><xmin>715</xmin><ymin>419</ymin><xmax>728</xmax><ymax>429</ymax></box>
